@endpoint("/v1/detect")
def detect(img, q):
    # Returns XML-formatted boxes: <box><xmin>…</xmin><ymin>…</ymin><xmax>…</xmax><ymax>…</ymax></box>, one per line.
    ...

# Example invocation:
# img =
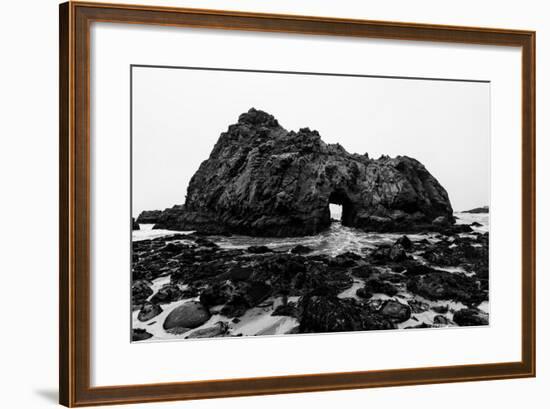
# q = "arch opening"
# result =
<box><xmin>328</xmin><ymin>190</ymin><xmax>356</xmax><ymax>227</ymax></box>
<box><xmin>329</xmin><ymin>203</ymin><xmax>342</xmax><ymax>222</ymax></box>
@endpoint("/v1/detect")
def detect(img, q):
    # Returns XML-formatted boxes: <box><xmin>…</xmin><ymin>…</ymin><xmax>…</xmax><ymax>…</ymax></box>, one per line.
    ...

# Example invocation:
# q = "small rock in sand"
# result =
<box><xmin>166</xmin><ymin>327</ymin><xmax>192</xmax><ymax>335</ymax></box>
<box><xmin>453</xmin><ymin>308</ymin><xmax>489</xmax><ymax>326</ymax></box>
<box><xmin>186</xmin><ymin>322</ymin><xmax>229</xmax><ymax>339</ymax></box>
<box><xmin>138</xmin><ymin>302</ymin><xmax>163</xmax><ymax>322</ymax></box>
<box><xmin>272</xmin><ymin>303</ymin><xmax>298</xmax><ymax>317</ymax></box>
<box><xmin>247</xmin><ymin>245</ymin><xmax>273</xmax><ymax>254</ymax></box>
<box><xmin>433</xmin><ymin>315</ymin><xmax>451</xmax><ymax>325</ymax></box>
<box><xmin>291</xmin><ymin>244</ymin><xmax>313</xmax><ymax>254</ymax></box>
<box><xmin>395</xmin><ymin>235</ymin><xmax>413</xmax><ymax>250</ymax></box>
<box><xmin>132</xmin><ymin>328</ymin><xmax>153</xmax><ymax>341</ymax></box>
<box><xmin>379</xmin><ymin>300</ymin><xmax>411</xmax><ymax>323</ymax></box>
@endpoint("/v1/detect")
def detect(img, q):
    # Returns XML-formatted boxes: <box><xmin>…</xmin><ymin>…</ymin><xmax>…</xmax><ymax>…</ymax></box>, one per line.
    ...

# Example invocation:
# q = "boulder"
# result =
<box><xmin>220</xmin><ymin>281</ymin><xmax>272</xmax><ymax>317</ymax></box>
<box><xmin>433</xmin><ymin>314</ymin><xmax>451</xmax><ymax>325</ymax></box>
<box><xmin>153</xmin><ymin>108</ymin><xmax>454</xmax><ymax>236</ymax></box>
<box><xmin>356</xmin><ymin>287</ymin><xmax>373</xmax><ymax>299</ymax></box>
<box><xmin>421</xmin><ymin>238</ymin><xmax>488</xmax><ymax>274</ymax></box>
<box><xmin>379</xmin><ymin>300</ymin><xmax>411</xmax><ymax>323</ymax></box>
<box><xmin>407</xmin><ymin>271</ymin><xmax>487</xmax><ymax>305</ymax></box>
<box><xmin>163</xmin><ymin>301</ymin><xmax>211</xmax><ymax>330</ymax></box>
<box><xmin>132</xmin><ymin>328</ymin><xmax>153</xmax><ymax>341</ymax></box>
<box><xmin>247</xmin><ymin>245</ymin><xmax>273</xmax><ymax>254</ymax></box>
<box><xmin>228</xmin><ymin>265</ymin><xmax>254</xmax><ymax>281</ymax></box>
<box><xmin>166</xmin><ymin>327</ymin><xmax>191</xmax><ymax>335</ymax></box>
<box><xmin>244</xmin><ymin>281</ymin><xmax>273</xmax><ymax>305</ymax></box>
<box><xmin>371</xmin><ymin>244</ymin><xmax>407</xmax><ymax>263</ymax></box>
<box><xmin>272</xmin><ymin>302</ymin><xmax>298</xmax><ymax>317</ymax></box>
<box><xmin>131</xmin><ymin>280</ymin><xmax>153</xmax><ymax>308</ymax></box>
<box><xmin>200</xmin><ymin>282</ymin><xmax>235</xmax><ymax>307</ymax></box>
<box><xmin>405</xmin><ymin>322</ymin><xmax>433</xmax><ymax>329</ymax></box>
<box><xmin>137</xmin><ymin>302</ymin><xmax>163</xmax><ymax>322</ymax></box>
<box><xmin>395</xmin><ymin>235</ymin><xmax>413</xmax><ymax>250</ymax></box>
<box><xmin>298</xmin><ymin>295</ymin><xmax>395</xmax><ymax>333</ymax></box>
<box><xmin>362</xmin><ymin>278</ymin><xmax>399</xmax><ymax>297</ymax></box>
<box><xmin>150</xmin><ymin>283</ymin><xmax>185</xmax><ymax>305</ymax></box>
<box><xmin>290</xmin><ymin>245</ymin><xmax>313</xmax><ymax>254</ymax></box>
<box><xmin>289</xmin><ymin>261</ymin><xmax>353</xmax><ymax>297</ymax></box>
<box><xmin>136</xmin><ymin>210</ymin><xmax>162</xmax><ymax>224</ymax></box>
<box><xmin>186</xmin><ymin>322</ymin><xmax>229</xmax><ymax>339</ymax></box>
<box><xmin>131</xmin><ymin>235</ymin><xmax>195</xmax><ymax>281</ymax></box>
<box><xmin>389</xmin><ymin>244</ymin><xmax>408</xmax><ymax>262</ymax></box>
<box><xmin>175</xmin><ymin>257</ymin><xmax>234</xmax><ymax>284</ymax></box>
<box><xmin>330</xmin><ymin>252</ymin><xmax>362</xmax><ymax>267</ymax></box>
<box><xmin>408</xmin><ymin>299</ymin><xmax>431</xmax><ymax>314</ymax></box>
<box><xmin>132</xmin><ymin>217</ymin><xmax>140</xmax><ymax>230</ymax></box>
<box><xmin>350</xmin><ymin>264</ymin><xmax>378</xmax><ymax>279</ymax></box>
<box><xmin>453</xmin><ymin>308</ymin><xmax>489</xmax><ymax>326</ymax></box>
<box><xmin>220</xmin><ymin>302</ymin><xmax>248</xmax><ymax>318</ymax></box>
<box><xmin>401</xmin><ymin>260</ymin><xmax>441</xmax><ymax>276</ymax></box>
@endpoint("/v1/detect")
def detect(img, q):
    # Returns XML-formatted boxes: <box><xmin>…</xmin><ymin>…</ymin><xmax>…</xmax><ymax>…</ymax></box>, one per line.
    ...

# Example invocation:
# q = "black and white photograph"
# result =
<box><xmin>1</xmin><ymin>0</ymin><xmax>543</xmax><ymax>407</ymax></box>
<box><xmin>130</xmin><ymin>66</ymin><xmax>490</xmax><ymax>342</ymax></box>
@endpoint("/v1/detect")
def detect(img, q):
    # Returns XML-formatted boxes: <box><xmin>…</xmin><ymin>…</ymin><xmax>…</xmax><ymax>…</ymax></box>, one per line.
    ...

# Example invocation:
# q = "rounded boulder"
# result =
<box><xmin>163</xmin><ymin>301</ymin><xmax>211</xmax><ymax>330</ymax></box>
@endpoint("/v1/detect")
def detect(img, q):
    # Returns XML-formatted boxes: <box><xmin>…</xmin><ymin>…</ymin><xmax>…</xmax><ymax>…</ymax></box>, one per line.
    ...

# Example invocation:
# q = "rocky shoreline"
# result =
<box><xmin>463</xmin><ymin>206</ymin><xmax>489</xmax><ymax>214</ymax></box>
<box><xmin>131</xmin><ymin>217</ymin><xmax>489</xmax><ymax>341</ymax></box>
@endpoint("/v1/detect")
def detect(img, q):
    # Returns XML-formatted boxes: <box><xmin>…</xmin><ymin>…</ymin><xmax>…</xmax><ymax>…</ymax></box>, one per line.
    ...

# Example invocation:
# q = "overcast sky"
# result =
<box><xmin>132</xmin><ymin>66</ymin><xmax>490</xmax><ymax>216</ymax></box>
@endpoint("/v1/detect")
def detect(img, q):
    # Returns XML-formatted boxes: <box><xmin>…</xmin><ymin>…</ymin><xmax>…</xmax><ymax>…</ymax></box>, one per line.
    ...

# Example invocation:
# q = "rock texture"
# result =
<box><xmin>136</xmin><ymin>210</ymin><xmax>162</xmax><ymax>224</ymax></box>
<box><xmin>131</xmin><ymin>229</ymin><xmax>489</xmax><ymax>340</ymax></box>
<box><xmin>153</xmin><ymin>108</ymin><xmax>454</xmax><ymax>237</ymax></box>
<box><xmin>163</xmin><ymin>301</ymin><xmax>211</xmax><ymax>330</ymax></box>
<box><xmin>137</xmin><ymin>302</ymin><xmax>163</xmax><ymax>322</ymax></box>
<box><xmin>463</xmin><ymin>206</ymin><xmax>489</xmax><ymax>214</ymax></box>
<box><xmin>132</xmin><ymin>328</ymin><xmax>153</xmax><ymax>341</ymax></box>
<box><xmin>186</xmin><ymin>322</ymin><xmax>229</xmax><ymax>339</ymax></box>
<box><xmin>453</xmin><ymin>308</ymin><xmax>489</xmax><ymax>326</ymax></box>
<box><xmin>131</xmin><ymin>280</ymin><xmax>152</xmax><ymax>309</ymax></box>
<box><xmin>298</xmin><ymin>295</ymin><xmax>395</xmax><ymax>333</ymax></box>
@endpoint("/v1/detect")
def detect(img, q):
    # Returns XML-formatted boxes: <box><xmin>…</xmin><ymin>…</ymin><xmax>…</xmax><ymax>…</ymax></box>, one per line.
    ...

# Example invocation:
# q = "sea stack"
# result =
<box><xmin>154</xmin><ymin>108</ymin><xmax>454</xmax><ymax>236</ymax></box>
<box><xmin>136</xmin><ymin>210</ymin><xmax>162</xmax><ymax>224</ymax></box>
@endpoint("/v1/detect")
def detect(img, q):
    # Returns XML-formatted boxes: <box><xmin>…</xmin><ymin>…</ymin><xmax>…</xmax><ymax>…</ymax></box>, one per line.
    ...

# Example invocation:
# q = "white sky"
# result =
<box><xmin>132</xmin><ymin>66</ymin><xmax>490</xmax><ymax>216</ymax></box>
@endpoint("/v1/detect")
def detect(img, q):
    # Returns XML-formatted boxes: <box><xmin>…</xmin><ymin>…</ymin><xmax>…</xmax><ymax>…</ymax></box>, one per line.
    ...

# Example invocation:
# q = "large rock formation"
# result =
<box><xmin>154</xmin><ymin>108</ymin><xmax>454</xmax><ymax>237</ymax></box>
<box><xmin>463</xmin><ymin>206</ymin><xmax>489</xmax><ymax>214</ymax></box>
<box><xmin>136</xmin><ymin>210</ymin><xmax>162</xmax><ymax>224</ymax></box>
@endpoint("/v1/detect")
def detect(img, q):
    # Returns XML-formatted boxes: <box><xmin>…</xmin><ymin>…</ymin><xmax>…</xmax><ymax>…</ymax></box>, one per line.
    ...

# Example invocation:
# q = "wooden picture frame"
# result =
<box><xmin>59</xmin><ymin>1</ymin><xmax>536</xmax><ymax>407</ymax></box>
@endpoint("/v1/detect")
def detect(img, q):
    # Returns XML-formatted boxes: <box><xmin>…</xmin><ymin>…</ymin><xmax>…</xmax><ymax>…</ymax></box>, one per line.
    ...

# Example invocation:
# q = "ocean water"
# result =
<box><xmin>133</xmin><ymin>212</ymin><xmax>488</xmax><ymax>257</ymax></box>
<box><xmin>132</xmin><ymin>212</ymin><xmax>489</xmax><ymax>340</ymax></box>
<box><xmin>133</xmin><ymin>224</ymin><xmax>194</xmax><ymax>242</ymax></box>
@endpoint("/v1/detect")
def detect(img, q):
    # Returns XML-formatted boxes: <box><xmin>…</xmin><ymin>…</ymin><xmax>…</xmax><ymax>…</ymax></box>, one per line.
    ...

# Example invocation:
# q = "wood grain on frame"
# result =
<box><xmin>59</xmin><ymin>2</ymin><xmax>536</xmax><ymax>407</ymax></box>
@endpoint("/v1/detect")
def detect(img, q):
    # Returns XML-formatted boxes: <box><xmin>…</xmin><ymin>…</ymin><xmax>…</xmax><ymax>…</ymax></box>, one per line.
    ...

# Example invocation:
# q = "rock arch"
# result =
<box><xmin>154</xmin><ymin>109</ymin><xmax>454</xmax><ymax>237</ymax></box>
<box><xmin>327</xmin><ymin>189</ymin><xmax>356</xmax><ymax>226</ymax></box>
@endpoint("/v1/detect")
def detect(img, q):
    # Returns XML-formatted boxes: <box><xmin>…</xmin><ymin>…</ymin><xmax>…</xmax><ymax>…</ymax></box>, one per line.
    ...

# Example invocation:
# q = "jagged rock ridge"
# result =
<box><xmin>463</xmin><ymin>206</ymin><xmax>489</xmax><ymax>214</ymax></box>
<box><xmin>154</xmin><ymin>108</ymin><xmax>454</xmax><ymax>237</ymax></box>
<box><xmin>136</xmin><ymin>210</ymin><xmax>162</xmax><ymax>224</ymax></box>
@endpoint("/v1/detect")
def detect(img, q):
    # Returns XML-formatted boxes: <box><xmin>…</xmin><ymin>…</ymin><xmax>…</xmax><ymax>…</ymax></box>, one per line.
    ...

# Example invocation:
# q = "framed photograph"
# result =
<box><xmin>59</xmin><ymin>1</ymin><xmax>536</xmax><ymax>407</ymax></box>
